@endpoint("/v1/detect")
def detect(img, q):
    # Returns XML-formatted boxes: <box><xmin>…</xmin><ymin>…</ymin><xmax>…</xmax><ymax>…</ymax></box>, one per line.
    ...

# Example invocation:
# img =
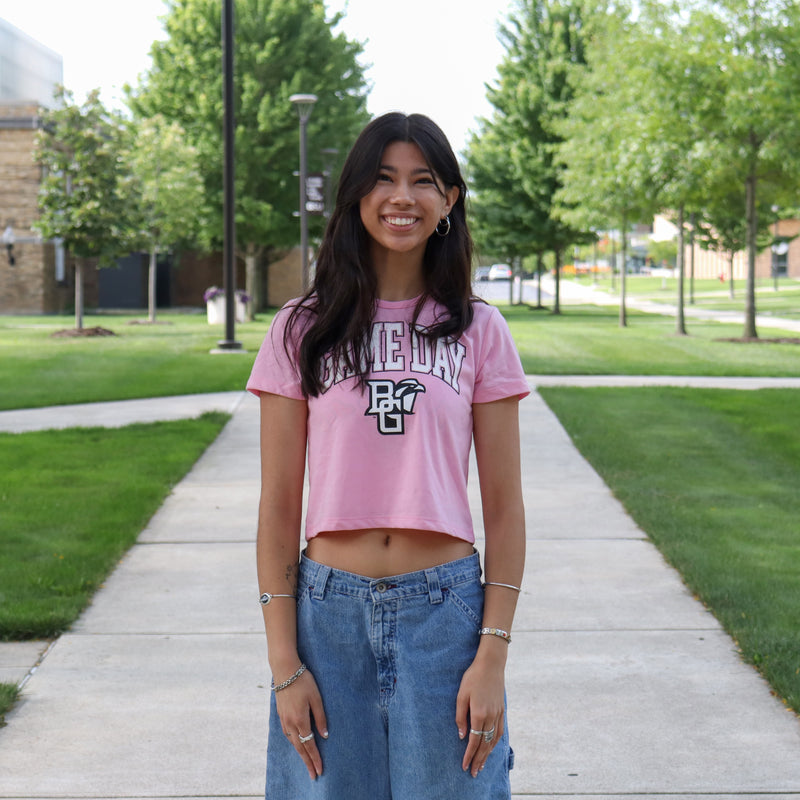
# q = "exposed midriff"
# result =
<box><xmin>305</xmin><ymin>528</ymin><xmax>474</xmax><ymax>579</ymax></box>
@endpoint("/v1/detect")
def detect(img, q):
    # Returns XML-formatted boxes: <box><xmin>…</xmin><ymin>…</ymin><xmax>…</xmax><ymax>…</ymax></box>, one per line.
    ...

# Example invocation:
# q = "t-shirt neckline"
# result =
<box><xmin>376</xmin><ymin>294</ymin><xmax>424</xmax><ymax>309</ymax></box>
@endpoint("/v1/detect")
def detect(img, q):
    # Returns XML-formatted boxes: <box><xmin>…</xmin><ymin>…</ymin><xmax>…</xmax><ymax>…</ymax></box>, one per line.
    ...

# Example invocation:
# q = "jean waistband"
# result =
<box><xmin>298</xmin><ymin>550</ymin><xmax>482</xmax><ymax>604</ymax></box>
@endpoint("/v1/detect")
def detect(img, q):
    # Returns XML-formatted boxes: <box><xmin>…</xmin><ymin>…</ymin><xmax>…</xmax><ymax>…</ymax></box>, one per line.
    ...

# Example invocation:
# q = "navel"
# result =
<box><xmin>384</xmin><ymin>535</ymin><xmax>392</xmax><ymax>548</ymax></box>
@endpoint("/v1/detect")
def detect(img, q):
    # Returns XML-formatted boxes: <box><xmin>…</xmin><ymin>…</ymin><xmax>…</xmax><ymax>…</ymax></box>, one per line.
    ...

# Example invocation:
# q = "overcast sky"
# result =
<box><xmin>0</xmin><ymin>0</ymin><xmax>512</xmax><ymax>154</ymax></box>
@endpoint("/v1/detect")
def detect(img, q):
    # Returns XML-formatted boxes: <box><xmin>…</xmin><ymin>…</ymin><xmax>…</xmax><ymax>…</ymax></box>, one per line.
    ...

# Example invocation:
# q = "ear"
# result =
<box><xmin>443</xmin><ymin>185</ymin><xmax>459</xmax><ymax>216</ymax></box>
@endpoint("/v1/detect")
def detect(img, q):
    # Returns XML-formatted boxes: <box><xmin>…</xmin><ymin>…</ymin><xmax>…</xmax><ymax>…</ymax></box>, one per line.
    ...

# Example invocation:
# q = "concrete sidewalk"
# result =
<box><xmin>1</xmin><ymin>388</ymin><xmax>800</xmax><ymax>799</ymax></box>
<box><xmin>549</xmin><ymin>275</ymin><xmax>800</xmax><ymax>335</ymax></box>
<box><xmin>0</xmin><ymin>391</ymin><xmax>245</xmax><ymax>434</ymax></box>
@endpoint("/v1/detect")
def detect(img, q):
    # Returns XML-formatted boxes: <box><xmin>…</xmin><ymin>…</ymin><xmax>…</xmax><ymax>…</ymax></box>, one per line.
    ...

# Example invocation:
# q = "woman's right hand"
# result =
<box><xmin>274</xmin><ymin>668</ymin><xmax>328</xmax><ymax>780</ymax></box>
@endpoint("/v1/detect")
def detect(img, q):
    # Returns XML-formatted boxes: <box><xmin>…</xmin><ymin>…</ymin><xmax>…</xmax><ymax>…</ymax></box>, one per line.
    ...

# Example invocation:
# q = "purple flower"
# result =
<box><xmin>204</xmin><ymin>287</ymin><xmax>251</xmax><ymax>304</ymax></box>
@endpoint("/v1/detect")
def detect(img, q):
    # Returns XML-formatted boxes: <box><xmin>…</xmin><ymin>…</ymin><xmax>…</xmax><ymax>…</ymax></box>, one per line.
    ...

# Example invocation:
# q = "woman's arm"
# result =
<box><xmin>456</xmin><ymin>395</ymin><xmax>525</xmax><ymax>777</ymax></box>
<box><xmin>256</xmin><ymin>391</ymin><xmax>327</xmax><ymax>779</ymax></box>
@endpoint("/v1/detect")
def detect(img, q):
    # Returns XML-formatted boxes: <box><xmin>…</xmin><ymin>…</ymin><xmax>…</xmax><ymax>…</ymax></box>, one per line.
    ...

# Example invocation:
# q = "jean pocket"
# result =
<box><xmin>295</xmin><ymin>582</ymin><xmax>311</xmax><ymax>616</ymax></box>
<box><xmin>443</xmin><ymin>583</ymin><xmax>484</xmax><ymax>628</ymax></box>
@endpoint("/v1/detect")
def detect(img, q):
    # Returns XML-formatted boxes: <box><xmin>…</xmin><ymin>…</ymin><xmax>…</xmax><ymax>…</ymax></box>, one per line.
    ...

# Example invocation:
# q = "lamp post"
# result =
<box><xmin>215</xmin><ymin>0</ymin><xmax>242</xmax><ymax>351</ymax></box>
<box><xmin>290</xmin><ymin>94</ymin><xmax>317</xmax><ymax>292</ymax></box>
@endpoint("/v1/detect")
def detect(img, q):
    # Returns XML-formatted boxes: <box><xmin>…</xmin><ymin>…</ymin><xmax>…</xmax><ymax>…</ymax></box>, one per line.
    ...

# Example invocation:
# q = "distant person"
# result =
<box><xmin>247</xmin><ymin>112</ymin><xmax>529</xmax><ymax>799</ymax></box>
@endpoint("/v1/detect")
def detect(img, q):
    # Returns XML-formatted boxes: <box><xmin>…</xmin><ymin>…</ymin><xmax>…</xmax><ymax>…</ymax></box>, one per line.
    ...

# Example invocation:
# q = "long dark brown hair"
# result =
<box><xmin>286</xmin><ymin>112</ymin><xmax>475</xmax><ymax>397</ymax></box>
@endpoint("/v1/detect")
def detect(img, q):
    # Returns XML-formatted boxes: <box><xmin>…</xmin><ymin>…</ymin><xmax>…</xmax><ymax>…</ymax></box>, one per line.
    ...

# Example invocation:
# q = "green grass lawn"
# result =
<box><xmin>0</xmin><ymin>684</ymin><xmax>18</xmax><ymax>727</ymax></box>
<box><xmin>503</xmin><ymin>305</ymin><xmax>800</xmax><ymax>376</ymax></box>
<box><xmin>574</xmin><ymin>275</ymin><xmax>800</xmax><ymax>319</ymax></box>
<box><xmin>538</xmin><ymin>386</ymin><xmax>800</xmax><ymax>714</ymax></box>
<box><xmin>2</xmin><ymin>304</ymin><xmax>800</xmax><ymax>413</ymax></box>
<box><xmin>0</xmin><ymin>312</ymin><xmax>273</xmax><ymax>411</ymax></box>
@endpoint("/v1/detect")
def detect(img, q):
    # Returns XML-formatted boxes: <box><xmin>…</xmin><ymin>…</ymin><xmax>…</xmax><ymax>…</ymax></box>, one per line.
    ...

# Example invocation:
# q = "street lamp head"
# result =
<box><xmin>290</xmin><ymin>94</ymin><xmax>318</xmax><ymax>122</ymax></box>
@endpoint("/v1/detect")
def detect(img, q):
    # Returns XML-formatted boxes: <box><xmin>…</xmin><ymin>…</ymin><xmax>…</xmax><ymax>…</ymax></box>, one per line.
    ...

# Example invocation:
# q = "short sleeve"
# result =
<box><xmin>246</xmin><ymin>301</ymin><xmax>307</xmax><ymax>400</ymax></box>
<box><xmin>472</xmin><ymin>305</ymin><xmax>530</xmax><ymax>404</ymax></box>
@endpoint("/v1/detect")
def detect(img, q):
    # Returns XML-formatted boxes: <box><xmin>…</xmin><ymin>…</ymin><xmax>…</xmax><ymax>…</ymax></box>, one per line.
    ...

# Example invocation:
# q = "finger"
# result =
<box><xmin>300</xmin><ymin>731</ymin><xmax>323</xmax><ymax>778</ymax></box>
<box><xmin>309</xmin><ymin>690</ymin><xmax>329</xmax><ymax>741</ymax></box>
<box><xmin>468</xmin><ymin>718</ymin><xmax>504</xmax><ymax>777</ymax></box>
<box><xmin>455</xmin><ymin>689</ymin><xmax>470</xmax><ymax>740</ymax></box>
<box><xmin>461</xmin><ymin>724</ymin><xmax>485</xmax><ymax>772</ymax></box>
<box><xmin>290</xmin><ymin>732</ymin><xmax>321</xmax><ymax>779</ymax></box>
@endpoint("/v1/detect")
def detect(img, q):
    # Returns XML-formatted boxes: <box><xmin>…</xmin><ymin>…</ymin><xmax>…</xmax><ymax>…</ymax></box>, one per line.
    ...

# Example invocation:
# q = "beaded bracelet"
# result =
<box><xmin>479</xmin><ymin>627</ymin><xmax>512</xmax><ymax>644</ymax></box>
<box><xmin>271</xmin><ymin>663</ymin><xmax>307</xmax><ymax>692</ymax></box>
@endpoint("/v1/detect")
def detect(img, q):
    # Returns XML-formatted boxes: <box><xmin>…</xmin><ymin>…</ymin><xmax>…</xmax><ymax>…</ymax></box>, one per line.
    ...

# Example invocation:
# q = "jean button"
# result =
<box><xmin>375</xmin><ymin>582</ymin><xmax>387</xmax><ymax>593</ymax></box>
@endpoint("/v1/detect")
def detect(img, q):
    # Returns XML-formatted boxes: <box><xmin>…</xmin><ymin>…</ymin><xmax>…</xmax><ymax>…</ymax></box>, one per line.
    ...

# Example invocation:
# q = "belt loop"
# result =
<box><xmin>425</xmin><ymin>568</ymin><xmax>443</xmax><ymax>604</ymax></box>
<box><xmin>312</xmin><ymin>564</ymin><xmax>331</xmax><ymax>600</ymax></box>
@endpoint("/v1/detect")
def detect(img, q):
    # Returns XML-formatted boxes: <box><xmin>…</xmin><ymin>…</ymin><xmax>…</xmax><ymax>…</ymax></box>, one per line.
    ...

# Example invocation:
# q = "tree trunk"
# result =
<box><xmin>619</xmin><ymin>219</ymin><xmax>627</xmax><ymax>328</ymax></box>
<box><xmin>148</xmin><ymin>246</ymin><xmax>158</xmax><ymax>323</ymax></box>
<box><xmin>688</xmin><ymin>212</ymin><xmax>695</xmax><ymax>305</ymax></box>
<box><xmin>675</xmin><ymin>205</ymin><xmax>687</xmax><ymax>336</ymax></box>
<box><xmin>244</xmin><ymin>241</ymin><xmax>262</xmax><ymax>320</ymax></box>
<box><xmin>743</xmin><ymin>168</ymin><xmax>758</xmax><ymax>339</ymax></box>
<box><xmin>536</xmin><ymin>253</ymin><xmax>544</xmax><ymax>308</ymax></box>
<box><xmin>610</xmin><ymin>234</ymin><xmax>616</xmax><ymax>291</ymax></box>
<box><xmin>553</xmin><ymin>248</ymin><xmax>562</xmax><ymax>315</ymax></box>
<box><xmin>74</xmin><ymin>259</ymin><xmax>84</xmax><ymax>331</ymax></box>
<box><xmin>728</xmin><ymin>253</ymin><xmax>735</xmax><ymax>299</ymax></box>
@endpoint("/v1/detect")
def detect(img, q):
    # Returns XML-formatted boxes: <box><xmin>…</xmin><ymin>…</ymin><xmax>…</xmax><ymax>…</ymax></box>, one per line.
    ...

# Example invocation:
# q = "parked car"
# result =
<box><xmin>488</xmin><ymin>263</ymin><xmax>513</xmax><ymax>280</ymax></box>
<box><xmin>474</xmin><ymin>266</ymin><xmax>492</xmax><ymax>282</ymax></box>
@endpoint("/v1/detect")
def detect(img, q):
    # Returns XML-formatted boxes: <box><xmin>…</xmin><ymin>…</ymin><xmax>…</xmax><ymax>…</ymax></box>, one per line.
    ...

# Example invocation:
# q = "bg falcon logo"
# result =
<box><xmin>365</xmin><ymin>379</ymin><xmax>426</xmax><ymax>435</ymax></box>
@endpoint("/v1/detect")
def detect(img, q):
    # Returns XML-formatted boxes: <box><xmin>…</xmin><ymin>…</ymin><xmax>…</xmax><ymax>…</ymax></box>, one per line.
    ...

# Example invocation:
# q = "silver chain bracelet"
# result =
<box><xmin>271</xmin><ymin>663</ymin><xmax>307</xmax><ymax>692</ymax></box>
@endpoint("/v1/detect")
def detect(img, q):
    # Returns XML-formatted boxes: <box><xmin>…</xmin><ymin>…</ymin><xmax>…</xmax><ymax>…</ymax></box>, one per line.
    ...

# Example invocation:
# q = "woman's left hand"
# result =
<box><xmin>455</xmin><ymin>652</ymin><xmax>506</xmax><ymax>777</ymax></box>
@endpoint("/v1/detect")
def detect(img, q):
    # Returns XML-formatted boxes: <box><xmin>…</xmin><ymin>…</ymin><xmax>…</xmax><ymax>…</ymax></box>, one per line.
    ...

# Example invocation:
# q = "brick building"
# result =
<box><xmin>0</xmin><ymin>101</ymin><xmax>77</xmax><ymax>313</ymax></box>
<box><xmin>652</xmin><ymin>214</ymin><xmax>800</xmax><ymax>282</ymax></box>
<box><xmin>1</xmin><ymin>19</ymin><xmax>75</xmax><ymax>314</ymax></box>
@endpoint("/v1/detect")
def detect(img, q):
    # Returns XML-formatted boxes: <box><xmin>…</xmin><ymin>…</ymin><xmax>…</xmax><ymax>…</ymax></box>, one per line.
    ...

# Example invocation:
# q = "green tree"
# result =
<box><xmin>467</xmin><ymin>0</ymin><xmax>591</xmax><ymax>313</ymax></box>
<box><xmin>556</xmin><ymin>4</ymin><xmax>664</xmax><ymax>327</ymax></box>
<box><xmin>128</xmin><ymin>0</ymin><xmax>369</xmax><ymax>313</ymax></box>
<box><xmin>34</xmin><ymin>89</ymin><xmax>130</xmax><ymax>331</ymax></box>
<box><xmin>627</xmin><ymin>0</ymin><xmax>730</xmax><ymax>335</ymax></box>
<box><xmin>124</xmin><ymin>115</ymin><xmax>207</xmax><ymax>323</ymax></box>
<box><xmin>466</xmin><ymin>125</ymin><xmax>545</xmax><ymax>306</ymax></box>
<box><xmin>687</xmin><ymin>0</ymin><xmax>800</xmax><ymax>338</ymax></box>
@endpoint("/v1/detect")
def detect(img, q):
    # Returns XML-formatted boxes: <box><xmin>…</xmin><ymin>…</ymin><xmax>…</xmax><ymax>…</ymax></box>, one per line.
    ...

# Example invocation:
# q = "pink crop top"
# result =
<box><xmin>246</xmin><ymin>296</ymin><xmax>530</xmax><ymax>543</ymax></box>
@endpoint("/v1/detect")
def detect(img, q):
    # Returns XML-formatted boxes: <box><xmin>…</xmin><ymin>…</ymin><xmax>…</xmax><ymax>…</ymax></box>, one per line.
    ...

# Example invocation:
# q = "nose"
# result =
<box><xmin>389</xmin><ymin>179</ymin><xmax>414</xmax><ymax>206</ymax></box>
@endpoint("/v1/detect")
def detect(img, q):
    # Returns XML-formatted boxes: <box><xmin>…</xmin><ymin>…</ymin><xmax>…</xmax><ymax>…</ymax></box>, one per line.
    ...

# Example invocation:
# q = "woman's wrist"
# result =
<box><xmin>267</xmin><ymin>645</ymin><xmax>303</xmax><ymax>675</ymax></box>
<box><xmin>474</xmin><ymin>633</ymin><xmax>509</xmax><ymax>668</ymax></box>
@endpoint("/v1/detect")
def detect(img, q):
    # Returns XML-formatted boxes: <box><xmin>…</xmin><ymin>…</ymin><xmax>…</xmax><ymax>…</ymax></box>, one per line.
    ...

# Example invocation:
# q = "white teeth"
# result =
<box><xmin>385</xmin><ymin>216</ymin><xmax>416</xmax><ymax>226</ymax></box>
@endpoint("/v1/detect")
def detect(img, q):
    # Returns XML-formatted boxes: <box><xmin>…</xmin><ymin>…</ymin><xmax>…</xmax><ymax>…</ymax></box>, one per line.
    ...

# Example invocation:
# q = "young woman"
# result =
<box><xmin>247</xmin><ymin>112</ymin><xmax>529</xmax><ymax>800</ymax></box>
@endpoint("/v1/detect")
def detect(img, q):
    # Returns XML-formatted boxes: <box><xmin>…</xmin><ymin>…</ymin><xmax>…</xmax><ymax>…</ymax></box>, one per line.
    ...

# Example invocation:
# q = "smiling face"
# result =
<box><xmin>359</xmin><ymin>141</ymin><xmax>459</xmax><ymax>270</ymax></box>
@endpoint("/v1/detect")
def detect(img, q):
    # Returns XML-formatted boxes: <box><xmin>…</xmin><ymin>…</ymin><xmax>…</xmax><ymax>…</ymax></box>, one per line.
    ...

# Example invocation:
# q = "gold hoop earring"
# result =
<box><xmin>436</xmin><ymin>215</ymin><xmax>451</xmax><ymax>237</ymax></box>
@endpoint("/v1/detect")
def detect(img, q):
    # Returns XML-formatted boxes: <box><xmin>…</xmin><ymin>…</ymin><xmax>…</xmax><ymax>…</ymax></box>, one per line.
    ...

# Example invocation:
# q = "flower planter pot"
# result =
<box><xmin>206</xmin><ymin>293</ymin><xmax>247</xmax><ymax>324</ymax></box>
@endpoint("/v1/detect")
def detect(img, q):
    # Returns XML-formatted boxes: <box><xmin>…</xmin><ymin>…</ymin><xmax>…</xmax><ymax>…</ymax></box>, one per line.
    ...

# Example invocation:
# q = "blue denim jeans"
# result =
<box><xmin>264</xmin><ymin>551</ymin><xmax>514</xmax><ymax>799</ymax></box>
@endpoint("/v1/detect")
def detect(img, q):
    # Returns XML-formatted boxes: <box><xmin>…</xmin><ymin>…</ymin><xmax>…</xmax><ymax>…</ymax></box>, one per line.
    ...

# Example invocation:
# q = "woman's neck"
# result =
<box><xmin>372</xmin><ymin>248</ymin><xmax>425</xmax><ymax>302</ymax></box>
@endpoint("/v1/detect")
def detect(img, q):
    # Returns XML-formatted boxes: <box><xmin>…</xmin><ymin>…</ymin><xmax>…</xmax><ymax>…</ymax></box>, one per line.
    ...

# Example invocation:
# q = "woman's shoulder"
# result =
<box><xmin>468</xmin><ymin>297</ymin><xmax>505</xmax><ymax>327</ymax></box>
<box><xmin>272</xmin><ymin>295</ymin><xmax>317</xmax><ymax>324</ymax></box>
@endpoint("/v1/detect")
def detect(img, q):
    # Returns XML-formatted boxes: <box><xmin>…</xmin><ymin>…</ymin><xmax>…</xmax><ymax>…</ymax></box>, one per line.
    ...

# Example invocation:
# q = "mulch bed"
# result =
<box><xmin>51</xmin><ymin>326</ymin><xmax>117</xmax><ymax>338</ymax></box>
<box><xmin>716</xmin><ymin>337</ymin><xmax>800</xmax><ymax>345</ymax></box>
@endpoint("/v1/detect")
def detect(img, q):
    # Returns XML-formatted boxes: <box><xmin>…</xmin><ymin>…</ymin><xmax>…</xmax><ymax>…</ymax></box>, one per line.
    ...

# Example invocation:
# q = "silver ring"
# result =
<box><xmin>483</xmin><ymin>727</ymin><xmax>495</xmax><ymax>743</ymax></box>
<box><xmin>298</xmin><ymin>732</ymin><xmax>314</xmax><ymax>744</ymax></box>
